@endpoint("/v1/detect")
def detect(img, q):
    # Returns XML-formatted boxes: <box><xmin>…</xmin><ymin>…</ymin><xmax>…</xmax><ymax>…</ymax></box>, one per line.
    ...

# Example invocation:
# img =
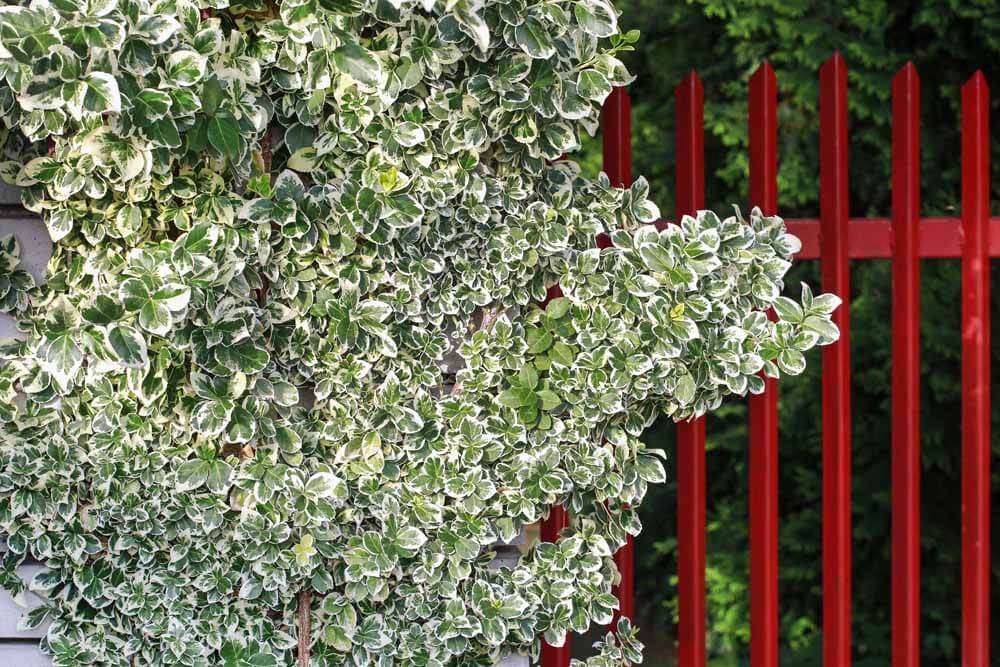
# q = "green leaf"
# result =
<box><xmin>82</xmin><ymin>295</ymin><xmax>124</xmax><ymax>324</ymax></box>
<box><xmin>226</xmin><ymin>406</ymin><xmax>256</xmax><ymax>444</ymax></box>
<box><xmin>395</xmin><ymin>527</ymin><xmax>427</xmax><ymax>552</ymax></box>
<box><xmin>395</xmin><ymin>406</ymin><xmax>424</xmax><ymax>434</ymax></box>
<box><xmin>229</xmin><ymin>341</ymin><xmax>270</xmax><ymax>374</ymax></box>
<box><xmin>166</xmin><ymin>50</ymin><xmax>207</xmax><ymax>86</ymax></box>
<box><xmin>497</xmin><ymin>389</ymin><xmax>524</xmax><ymax>408</ymax></box>
<box><xmin>575</xmin><ymin>0</ymin><xmax>618</xmax><ymax>38</ymax></box>
<box><xmin>518</xmin><ymin>364</ymin><xmax>539</xmax><ymax>390</ymax></box>
<box><xmin>132</xmin><ymin>88</ymin><xmax>171</xmax><ymax>124</ymax></box>
<box><xmin>452</xmin><ymin>0</ymin><xmax>490</xmax><ymax>51</ymax></box>
<box><xmin>546</xmin><ymin>297</ymin><xmax>571</xmax><ymax>319</ymax></box>
<box><xmin>176</xmin><ymin>460</ymin><xmax>209</xmax><ymax>492</ymax></box>
<box><xmin>83</xmin><ymin>73</ymin><xmax>121</xmax><ymax>114</ymax></box>
<box><xmin>138</xmin><ymin>300</ymin><xmax>171</xmax><ymax>336</ymax></box>
<box><xmin>639</xmin><ymin>244</ymin><xmax>673</xmax><ymax>273</ymax></box>
<box><xmin>119</xmin><ymin>278</ymin><xmax>149</xmax><ymax>311</ymax></box>
<box><xmin>107</xmin><ymin>325</ymin><xmax>147</xmax><ymax>368</ymax></box>
<box><xmin>537</xmin><ymin>389</ymin><xmax>561</xmax><ymax>411</ymax></box>
<box><xmin>205</xmin><ymin>459</ymin><xmax>233</xmax><ymax>494</ymax></box>
<box><xmin>38</xmin><ymin>334</ymin><xmax>82</xmax><ymax>383</ymax></box>
<box><xmin>514</xmin><ymin>18</ymin><xmax>555</xmax><ymax>59</ymax></box>
<box><xmin>675</xmin><ymin>372</ymin><xmax>696</xmax><ymax>405</ymax></box>
<box><xmin>146</xmin><ymin>118</ymin><xmax>181</xmax><ymax>148</ymax></box>
<box><xmin>207</xmin><ymin>112</ymin><xmax>244</xmax><ymax>163</ymax></box>
<box><xmin>577</xmin><ymin>69</ymin><xmax>612</xmax><ymax>102</ymax></box>
<box><xmin>549</xmin><ymin>342</ymin><xmax>575</xmax><ymax>367</ymax></box>
<box><xmin>332</xmin><ymin>42</ymin><xmax>382</xmax><ymax>88</ymax></box>
<box><xmin>317</xmin><ymin>0</ymin><xmax>364</xmax><ymax>13</ymax></box>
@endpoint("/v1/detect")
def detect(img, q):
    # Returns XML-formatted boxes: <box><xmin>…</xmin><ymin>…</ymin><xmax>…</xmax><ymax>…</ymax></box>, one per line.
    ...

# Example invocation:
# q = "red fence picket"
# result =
<box><xmin>603</xmin><ymin>86</ymin><xmax>636</xmax><ymax>634</ymax></box>
<box><xmin>891</xmin><ymin>62</ymin><xmax>921</xmax><ymax>667</ymax></box>
<box><xmin>819</xmin><ymin>52</ymin><xmax>852</xmax><ymax>667</ymax></box>
<box><xmin>674</xmin><ymin>71</ymin><xmax>707</xmax><ymax>667</ymax></box>
<box><xmin>540</xmin><ymin>504</ymin><xmax>571</xmax><ymax>666</ymax></box>
<box><xmin>539</xmin><ymin>54</ymin><xmax>993</xmax><ymax>667</ymax></box>
<box><xmin>960</xmin><ymin>72</ymin><xmax>990</xmax><ymax>667</ymax></box>
<box><xmin>747</xmin><ymin>61</ymin><xmax>780</xmax><ymax>667</ymax></box>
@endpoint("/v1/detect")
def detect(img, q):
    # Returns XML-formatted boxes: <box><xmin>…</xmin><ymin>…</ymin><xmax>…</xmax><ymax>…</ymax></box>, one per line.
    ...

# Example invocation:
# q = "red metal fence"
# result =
<box><xmin>539</xmin><ymin>52</ymin><xmax>994</xmax><ymax>666</ymax></box>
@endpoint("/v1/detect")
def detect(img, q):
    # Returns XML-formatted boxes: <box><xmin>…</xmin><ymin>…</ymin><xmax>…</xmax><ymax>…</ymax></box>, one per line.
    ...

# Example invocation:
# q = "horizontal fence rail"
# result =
<box><xmin>539</xmin><ymin>52</ymin><xmax>993</xmax><ymax>667</ymax></box>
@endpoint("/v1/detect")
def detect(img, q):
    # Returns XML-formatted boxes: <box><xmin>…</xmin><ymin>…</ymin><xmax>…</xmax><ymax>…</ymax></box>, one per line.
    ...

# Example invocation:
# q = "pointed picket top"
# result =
<box><xmin>892</xmin><ymin>60</ymin><xmax>920</xmax><ymax>96</ymax></box>
<box><xmin>750</xmin><ymin>59</ymin><xmax>776</xmax><ymax>95</ymax></box>
<box><xmin>675</xmin><ymin>69</ymin><xmax>703</xmax><ymax>99</ymax></box>
<box><xmin>820</xmin><ymin>51</ymin><xmax>847</xmax><ymax>84</ymax></box>
<box><xmin>748</xmin><ymin>59</ymin><xmax>777</xmax><ymax>215</ymax></box>
<box><xmin>962</xmin><ymin>69</ymin><xmax>989</xmax><ymax>103</ymax></box>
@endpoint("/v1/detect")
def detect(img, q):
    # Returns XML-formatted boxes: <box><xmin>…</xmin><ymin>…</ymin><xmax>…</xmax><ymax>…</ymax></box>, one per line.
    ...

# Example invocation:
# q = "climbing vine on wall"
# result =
<box><xmin>0</xmin><ymin>1</ymin><xmax>838</xmax><ymax>665</ymax></box>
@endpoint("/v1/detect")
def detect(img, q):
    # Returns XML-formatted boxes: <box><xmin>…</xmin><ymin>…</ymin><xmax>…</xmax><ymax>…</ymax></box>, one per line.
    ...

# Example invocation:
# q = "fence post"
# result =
<box><xmin>748</xmin><ymin>60</ymin><xmax>779</xmax><ymax>667</ymax></box>
<box><xmin>603</xmin><ymin>86</ymin><xmax>635</xmax><ymax>631</ymax></box>
<box><xmin>960</xmin><ymin>71</ymin><xmax>990</xmax><ymax>667</ymax></box>
<box><xmin>891</xmin><ymin>61</ymin><xmax>921</xmax><ymax>667</ymax></box>
<box><xmin>819</xmin><ymin>51</ymin><xmax>852</xmax><ymax>667</ymax></box>
<box><xmin>675</xmin><ymin>71</ymin><xmax>707</xmax><ymax>667</ymax></box>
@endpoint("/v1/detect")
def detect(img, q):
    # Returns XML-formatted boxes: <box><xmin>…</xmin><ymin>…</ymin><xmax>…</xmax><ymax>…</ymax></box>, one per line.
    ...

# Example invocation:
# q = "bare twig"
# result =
<box><xmin>449</xmin><ymin>304</ymin><xmax>505</xmax><ymax>396</ymax></box>
<box><xmin>297</xmin><ymin>589</ymin><xmax>312</xmax><ymax>667</ymax></box>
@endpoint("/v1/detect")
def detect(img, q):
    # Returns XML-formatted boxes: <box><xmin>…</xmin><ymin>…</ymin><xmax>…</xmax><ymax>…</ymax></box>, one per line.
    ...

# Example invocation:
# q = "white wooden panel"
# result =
<box><xmin>0</xmin><ymin>217</ymin><xmax>50</xmax><ymax>285</ymax></box>
<box><xmin>0</xmin><ymin>217</ymin><xmax>50</xmax><ymax>342</ymax></box>
<box><xmin>0</xmin><ymin>642</ymin><xmax>50</xmax><ymax>666</ymax></box>
<box><xmin>0</xmin><ymin>565</ymin><xmax>48</xmax><ymax>639</ymax></box>
<box><xmin>0</xmin><ymin>182</ymin><xmax>22</xmax><ymax>205</ymax></box>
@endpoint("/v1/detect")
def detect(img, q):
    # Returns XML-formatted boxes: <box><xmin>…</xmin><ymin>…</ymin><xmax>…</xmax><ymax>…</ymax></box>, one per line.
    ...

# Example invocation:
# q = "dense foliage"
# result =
<box><xmin>0</xmin><ymin>1</ymin><xmax>839</xmax><ymax>666</ymax></box>
<box><xmin>575</xmin><ymin>1</ymin><xmax>1000</xmax><ymax>664</ymax></box>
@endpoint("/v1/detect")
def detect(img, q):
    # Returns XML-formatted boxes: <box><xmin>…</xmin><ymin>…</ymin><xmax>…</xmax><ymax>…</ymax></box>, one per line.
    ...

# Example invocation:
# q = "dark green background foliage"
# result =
<box><xmin>575</xmin><ymin>1</ymin><xmax>1000</xmax><ymax>664</ymax></box>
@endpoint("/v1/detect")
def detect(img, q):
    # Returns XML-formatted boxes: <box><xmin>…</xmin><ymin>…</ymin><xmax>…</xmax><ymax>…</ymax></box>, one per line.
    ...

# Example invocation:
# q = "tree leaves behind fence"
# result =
<box><xmin>577</xmin><ymin>1</ymin><xmax>1000</xmax><ymax>664</ymax></box>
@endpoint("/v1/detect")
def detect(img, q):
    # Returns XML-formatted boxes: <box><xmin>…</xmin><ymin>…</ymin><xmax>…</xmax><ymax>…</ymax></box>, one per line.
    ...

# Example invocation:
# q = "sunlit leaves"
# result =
<box><xmin>82</xmin><ymin>72</ymin><xmax>120</xmax><ymax>114</ymax></box>
<box><xmin>106</xmin><ymin>325</ymin><xmax>147</xmax><ymax>367</ymax></box>
<box><xmin>166</xmin><ymin>50</ymin><xmax>207</xmax><ymax>87</ymax></box>
<box><xmin>331</xmin><ymin>42</ymin><xmax>382</xmax><ymax>88</ymax></box>
<box><xmin>0</xmin><ymin>3</ymin><xmax>840</xmax><ymax>667</ymax></box>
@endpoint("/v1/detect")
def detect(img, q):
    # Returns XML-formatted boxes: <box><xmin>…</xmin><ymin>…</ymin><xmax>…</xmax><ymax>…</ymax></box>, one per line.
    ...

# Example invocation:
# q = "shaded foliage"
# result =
<box><xmin>575</xmin><ymin>1</ymin><xmax>1000</xmax><ymax>664</ymax></box>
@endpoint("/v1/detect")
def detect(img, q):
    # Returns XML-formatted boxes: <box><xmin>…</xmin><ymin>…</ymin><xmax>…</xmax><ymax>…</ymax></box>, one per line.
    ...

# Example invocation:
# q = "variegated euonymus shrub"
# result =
<box><xmin>0</xmin><ymin>1</ymin><xmax>839</xmax><ymax>666</ymax></box>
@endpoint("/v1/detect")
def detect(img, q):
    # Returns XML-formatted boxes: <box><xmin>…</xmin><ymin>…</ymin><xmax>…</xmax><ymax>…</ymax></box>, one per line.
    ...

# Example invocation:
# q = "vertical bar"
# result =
<box><xmin>603</xmin><ymin>86</ymin><xmax>635</xmax><ymax>629</ymax></box>
<box><xmin>891</xmin><ymin>62</ymin><xmax>921</xmax><ymax>667</ymax></box>
<box><xmin>748</xmin><ymin>60</ymin><xmax>779</xmax><ymax>667</ymax></box>
<box><xmin>675</xmin><ymin>71</ymin><xmax>707</xmax><ymax>667</ymax></box>
<box><xmin>960</xmin><ymin>71</ymin><xmax>990</xmax><ymax>667</ymax></box>
<box><xmin>540</xmin><ymin>506</ymin><xmax>572</xmax><ymax>667</ymax></box>
<box><xmin>820</xmin><ymin>51</ymin><xmax>852</xmax><ymax>667</ymax></box>
<box><xmin>603</xmin><ymin>87</ymin><xmax>633</xmax><ymax>188</ymax></box>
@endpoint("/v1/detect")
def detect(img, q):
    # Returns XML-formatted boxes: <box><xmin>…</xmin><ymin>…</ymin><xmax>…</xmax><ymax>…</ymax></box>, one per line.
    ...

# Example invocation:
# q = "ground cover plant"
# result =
<box><xmin>0</xmin><ymin>1</ymin><xmax>837</xmax><ymax>665</ymax></box>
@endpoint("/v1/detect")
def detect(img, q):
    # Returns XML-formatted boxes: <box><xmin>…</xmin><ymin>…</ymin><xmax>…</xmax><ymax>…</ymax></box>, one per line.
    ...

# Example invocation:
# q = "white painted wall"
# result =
<box><xmin>0</xmin><ymin>183</ymin><xmax>52</xmax><ymax>662</ymax></box>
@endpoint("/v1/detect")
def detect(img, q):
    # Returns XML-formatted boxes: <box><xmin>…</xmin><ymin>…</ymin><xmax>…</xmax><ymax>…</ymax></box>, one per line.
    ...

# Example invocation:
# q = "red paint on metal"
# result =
<box><xmin>603</xmin><ymin>86</ymin><xmax>636</xmax><ymax>629</ymax></box>
<box><xmin>891</xmin><ymin>62</ymin><xmax>921</xmax><ymax>667</ymax></box>
<box><xmin>748</xmin><ymin>60</ymin><xmax>780</xmax><ymax>667</ymax></box>
<box><xmin>820</xmin><ymin>51</ymin><xmax>852</xmax><ymax>667</ymax></box>
<box><xmin>675</xmin><ymin>71</ymin><xmax>707</xmax><ymax>667</ymax></box>
<box><xmin>603</xmin><ymin>87</ymin><xmax>632</xmax><ymax>188</ymax></box>
<box><xmin>961</xmin><ymin>72</ymin><xmax>990</xmax><ymax>667</ymax></box>
<box><xmin>610</xmin><ymin>534</ymin><xmax>635</xmax><ymax>629</ymax></box>
<box><xmin>540</xmin><ymin>506</ymin><xmax>572</xmax><ymax>667</ymax></box>
<box><xmin>782</xmin><ymin>216</ymin><xmax>1000</xmax><ymax>259</ymax></box>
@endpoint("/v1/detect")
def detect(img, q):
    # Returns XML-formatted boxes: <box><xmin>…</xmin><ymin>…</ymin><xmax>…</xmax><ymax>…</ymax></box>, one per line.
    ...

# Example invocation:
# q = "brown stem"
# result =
<box><xmin>449</xmin><ymin>305</ymin><xmax>505</xmax><ymax>396</ymax></box>
<box><xmin>297</xmin><ymin>589</ymin><xmax>312</xmax><ymax>667</ymax></box>
<box><xmin>257</xmin><ymin>126</ymin><xmax>273</xmax><ymax>308</ymax></box>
